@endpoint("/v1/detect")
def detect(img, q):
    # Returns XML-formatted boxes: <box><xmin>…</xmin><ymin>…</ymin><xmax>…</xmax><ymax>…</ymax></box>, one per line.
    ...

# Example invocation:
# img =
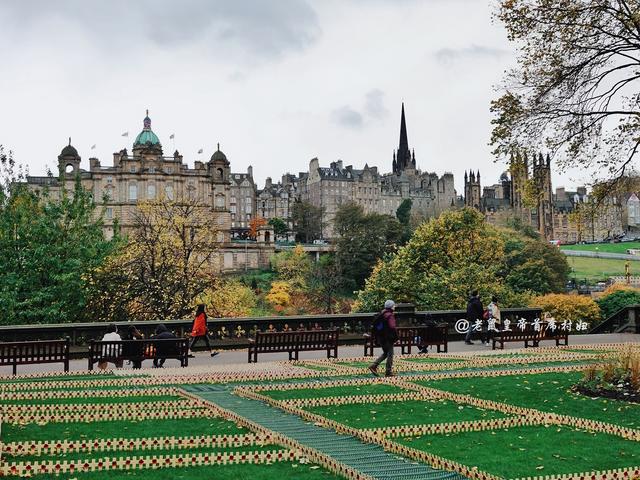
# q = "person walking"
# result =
<box><xmin>485</xmin><ymin>295</ymin><xmax>501</xmax><ymax>346</ymax></box>
<box><xmin>188</xmin><ymin>304</ymin><xmax>219</xmax><ymax>358</ymax></box>
<box><xmin>368</xmin><ymin>299</ymin><xmax>398</xmax><ymax>377</ymax></box>
<box><xmin>464</xmin><ymin>290</ymin><xmax>484</xmax><ymax>345</ymax></box>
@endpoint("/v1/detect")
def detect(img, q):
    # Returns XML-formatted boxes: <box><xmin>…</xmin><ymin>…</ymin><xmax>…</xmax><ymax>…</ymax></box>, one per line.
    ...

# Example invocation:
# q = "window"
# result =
<box><xmin>165</xmin><ymin>185</ymin><xmax>174</xmax><ymax>200</ymax></box>
<box><xmin>129</xmin><ymin>183</ymin><xmax>137</xmax><ymax>201</ymax></box>
<box><xmin>147</xmin><ymin>184</ymin><xmax>156</xmax><ymax>199</ymax></box>
<box><xmin>230</xmin><ymin>205</ymin><xmax>236</xmax><ymax>214</ymax></box>
<box><xmin>166</xmin><ymin>167</ymin><xmax>173</xmax><ymax>174</ymax></box>
<box><xmin>148</xmin><ymin>166</ymin><xmax>155</xmax><ymax>174</ymax></box>
<box><xmin>217</xmin><ymin>232</ymin><xmax>225</xmax><ymax>242</ymax></box>
<box><xmin>245</xmin><ymin>204</ymin><xmax>252</xmax><ymax>214</ymax></box>
<box><xmin>106</xmin><ymin>207</ymin><xmax>113</xmax><ymax>219</ymax></box>
<box><xmin>216</xmin><ymin>195</ymin><xmax>225</xmax><ymax>208</ymax></box>
<box><xmin>231</xmin><ymin>197</ymin><xmax>237</xmax><ymax>204</ymax></box>
<box><xmin>130</xmin><ymin>166</ymin><xmax>137</xmax><ymax>173</ymax></box>
<box><xmin>103</xmin><ymin>188</ymin><xmax>112</xmax><ymax>201</ymax></box>
<box><xmin>106</xmin><ymin>176</ymin><xmax>113</xmax><ymax>184</ymax></box>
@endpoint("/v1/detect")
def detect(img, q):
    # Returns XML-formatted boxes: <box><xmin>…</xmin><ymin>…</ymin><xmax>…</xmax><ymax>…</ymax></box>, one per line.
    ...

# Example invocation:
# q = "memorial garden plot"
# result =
<box><xmin>1</xmin><ymin>344</ymin><xmax>638</xmax><ymax>479</ymax></box>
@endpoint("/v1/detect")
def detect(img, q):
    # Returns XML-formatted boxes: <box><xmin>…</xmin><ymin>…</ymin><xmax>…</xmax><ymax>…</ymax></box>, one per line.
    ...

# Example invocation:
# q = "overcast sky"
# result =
<box><xmin>0</xmin><ymin>0</ymin><xmax>590</xmax><ymax>193</ymax></box>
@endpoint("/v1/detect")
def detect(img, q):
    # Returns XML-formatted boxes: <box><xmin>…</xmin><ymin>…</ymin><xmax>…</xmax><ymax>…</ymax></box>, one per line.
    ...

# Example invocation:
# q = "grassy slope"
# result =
<box><xmin>421</xmin><ymin>371</ymin><xmax>640</xmax><ymax>428</ymax></box>
<box><xmin>397</xmin><ymin>424</ymin><xmax>640</xmax><ymax>478</ymax></box>
<box><xmin>561</xmin><ymin>242</ymin><xmax>640</xmax><ymax>254</ymax></box>
<box><xmin>565</xmin><ymin>256</ymin><xmax>630</xmax><ymax>281</ymax></box>
<box><xmin>306</xmin><ymin>398</ymin><xmax>508</xmax><ymax>429</ymax></box>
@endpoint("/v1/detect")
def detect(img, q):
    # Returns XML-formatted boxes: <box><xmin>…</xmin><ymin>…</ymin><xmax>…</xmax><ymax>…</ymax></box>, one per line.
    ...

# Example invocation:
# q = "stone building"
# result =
<box><xmin>466</xmin><ymin>152</ymin><xmax>624</xmax><ymax>243</ymax></box>
<box><xmin>297</xmin><ymin>103</ymin><xmax>457</xmax><ymax>238</ymax></box>
<box><xmin>256</xmin><ymin>174</ymin><xmax>298</xmax><ymax>238</ymax></box>
<box><xmin>24</xmin><ymin>112</ymin><xmax>273</xmax><ymax>272</ymax></box>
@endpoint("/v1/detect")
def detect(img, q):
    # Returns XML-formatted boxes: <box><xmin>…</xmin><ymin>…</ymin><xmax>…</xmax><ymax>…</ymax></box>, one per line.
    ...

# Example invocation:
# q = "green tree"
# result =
<box><xmin>396</xmin><ymin>198</ymin><xmax>413</xmax><ymax>244</ymax></box>
<box><xmin>353</xmin><ymin>208</ymin><xmax>530</xmax><ymax>312</ymax></box>
<box><xmin>597</xmin><ymin>289</ymin><xmax>640</xmax><ymax>320</ymax></box>
<box><xmin>270</xmin><ymin>245</ymin><xmax>312</xmax><ymax>291</ymax></box>
<box><xmin>334</xmin><ymin>202</ymin><xmax>402</xmax><ymax>289</ymax></box>
<box><xmin>491</xmin><ymin>1</ymin><xmax>640</xmax><ymax>186</ymax></box>
<box><xmin>503</xmin><ymin>234</ymin><xmax>570</xmax><ymax>294</ymax></box>
<box><xmin>268</xmin><ymin>217</ymin><xmax>288</xmax><ymax>239</ymax></box>
<box><xmin>0</xmin><ymin>150</ymin><xmax>119</xmax><ymax>324</ymax></box>
<box><xmin>291</xmin><ymin>201</ymin><xmax>324</xmax><ymax>243</ymax></box>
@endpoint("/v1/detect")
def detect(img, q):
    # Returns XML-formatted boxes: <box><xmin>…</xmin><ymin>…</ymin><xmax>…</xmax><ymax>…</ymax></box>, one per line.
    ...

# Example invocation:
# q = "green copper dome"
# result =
<box><xmin>133</xmin><ymin>112</ymin><xmax>161</xmax><ymax>148</ymax></box>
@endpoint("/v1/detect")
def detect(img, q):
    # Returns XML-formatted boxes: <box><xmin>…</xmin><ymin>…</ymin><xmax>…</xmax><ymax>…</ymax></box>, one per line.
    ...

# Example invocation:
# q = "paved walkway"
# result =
<box><xmin>185</xmin><ymin>383</ymin><xmax>465</xmax><ymax>480</ymax></box>
<box><xmin>3</xmin><ymin>333</ymin><xmax>638</xmax><ymax>376</ymax></box>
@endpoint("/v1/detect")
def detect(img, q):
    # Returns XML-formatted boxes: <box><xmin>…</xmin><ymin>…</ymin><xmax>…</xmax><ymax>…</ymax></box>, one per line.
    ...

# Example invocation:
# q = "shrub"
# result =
<box><xmin>198</xmin><ymin>280</ymin><xmax>257</xmax><ymax>318</ymax></box>
<box><xmin>602</xmin><ymin>283</ymin><xmax>639</xmax><ymax>296</ymax></box>
<box><xmin>266</xmin><ymin>281</ymin><xmax>292</xmax><ymax>308</ymax></box>
<box><xmin>596</xmin><ymin>289</ymin><xmax>640</xmax><ymax>320</ymax></box>
<box><xmin>530</xmin><ymin>293</ymin><xmax>600</xmax><ymax>325</ymax></box>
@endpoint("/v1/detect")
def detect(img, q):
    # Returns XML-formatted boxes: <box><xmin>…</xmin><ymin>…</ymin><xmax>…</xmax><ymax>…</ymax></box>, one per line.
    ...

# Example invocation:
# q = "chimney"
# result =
<box><xmin>265</xmin><ymin>177</ymin><xmax>272</xmax><ymax>188</ymax></box>
<box><xmin>336</xmin><ymin>160</ymin><xmax>343</xmax><ymax>169</ymax></box>
<box><xmin>247</xmin><ymin>165</ymin><xmax>253</xmax><ymax>178</ymax></box>
<box><xmin>89</xmin><ymin>157</ymin><xmax>100</xmax><ymax>170</ymax></box>
<box><xmin>555</xmin><ymin>187</ymin><xmax>565</xmax><ymax>199</ymax></box>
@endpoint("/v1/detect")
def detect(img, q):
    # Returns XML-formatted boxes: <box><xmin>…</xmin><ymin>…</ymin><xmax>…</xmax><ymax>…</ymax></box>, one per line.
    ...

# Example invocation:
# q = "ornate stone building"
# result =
<box><xmin>25</xmin><ymin>112</ymin><xmax>274</xmax><ymax>272</ymax></box>
<box><xmin>296</xmin><ymin>103</ymin><xmax>457</xmax><ymax>238</ymax></box>
<box><xmin>466</xmin><ymin>152</ymin><xmax>624</xmax><ymax>243</ymax></box>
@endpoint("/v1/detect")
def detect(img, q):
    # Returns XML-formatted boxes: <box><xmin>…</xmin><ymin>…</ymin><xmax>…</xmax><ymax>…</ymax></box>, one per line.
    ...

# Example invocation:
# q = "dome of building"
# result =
<box><xmin>60</xmin><ymin>139</ymin><xmax>78</xmax><ymax>157</ymax></box>
<box><xmin>133</xmin><ymin>111</ymin><xmax>161</xmax><ymax>148</ymax></box>
<box><xmin>210</xmin><ymin>144</ymin><xmax>228</xmax><ymax>162</ymax></box>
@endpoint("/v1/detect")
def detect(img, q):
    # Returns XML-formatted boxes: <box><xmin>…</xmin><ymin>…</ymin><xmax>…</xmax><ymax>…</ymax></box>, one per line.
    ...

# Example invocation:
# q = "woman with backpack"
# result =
<box><xmin>368</xmin><ymin>300</ymin><xmax>398</xmax><ymax>377</ymax></box>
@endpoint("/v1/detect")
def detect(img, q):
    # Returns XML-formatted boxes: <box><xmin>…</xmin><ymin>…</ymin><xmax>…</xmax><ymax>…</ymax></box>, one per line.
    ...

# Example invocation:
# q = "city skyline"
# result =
<box><xmin>0</xmin><ymin>0</ymin><xmax>594</xmax><ymax>194</ymax></box>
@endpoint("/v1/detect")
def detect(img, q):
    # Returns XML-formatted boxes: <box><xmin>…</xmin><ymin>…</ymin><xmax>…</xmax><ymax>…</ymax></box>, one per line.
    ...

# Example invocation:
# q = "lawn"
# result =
<box><xmin>420</xmin><ymin>371</ymin><xmax>640</xmax><ymax>428</ymax></box>
<box><xmin>396</xmin><ymin>424</ymin><xmax>640</xmax><ymax>478</ymax></box>
<box><xmin>561</xmin><ymin>241</ymin><xmax>640</xmax><ymax>254</ymax></box>
<box><xmin>306</xmin><ymin>398</ymin><xmax>509</xmax><ymax>429</ymax></box>
<box><xmin>565</xmin><ymin>256</ymin><xmax>631</xmax><ymax>281</ymax></box>
<box><xmin>3</xmin><ymin>416</ymin><xmax>246</xmax><ymax>442</ymax></box>
<box><xmin>261</xmin><ymin>383</ymin><xmax>407</xmax><ymax>401</ymax></box>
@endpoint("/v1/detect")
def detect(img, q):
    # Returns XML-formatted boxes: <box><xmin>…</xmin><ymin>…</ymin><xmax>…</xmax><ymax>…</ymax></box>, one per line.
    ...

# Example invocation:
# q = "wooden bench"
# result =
<box><xmin>248</xmin><ymin>329</ymin><xmax>339</xmax><ymax>363</ymax></box>
<box><xmin>364</xmin><ymin>325</ymin><xmax>449</xmax><ymax>356</ymax></box>
<box><xmin>88</xmin><ymin>339</ymin><xmax>189</xmax><ymax>370</ymax></box>
<box><xmin>491</xmin><ymin>322</ymin><xmax>570</xmax><ymax>350</ymax></box>
<box><xmin>0</xmin><ymin>339</ymin><xmax>70</xmax><ymax>375</ymax></box>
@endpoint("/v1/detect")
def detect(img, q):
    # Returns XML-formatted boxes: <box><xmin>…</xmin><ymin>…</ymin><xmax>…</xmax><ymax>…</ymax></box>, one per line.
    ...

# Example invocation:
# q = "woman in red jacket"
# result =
<box><xmin>188</xmin><ymin>304</ymin><xmax>219</xmax><ymax>358</ymax></box>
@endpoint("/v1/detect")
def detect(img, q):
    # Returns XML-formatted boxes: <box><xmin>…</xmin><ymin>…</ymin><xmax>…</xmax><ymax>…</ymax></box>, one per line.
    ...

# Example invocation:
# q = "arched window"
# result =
<box><xmin>217</xmin><ymin>168</ymin><xmax>224</xmax><ymax>179</ymax></box>
<box><xmin>215</xmin><ymin>195</ymin><xmax>225</xmax><ymax>208</ymax></box>
<box><xmin>147</xmin><ymin>184</ymin><xmax>156</xmax><ymax>199</ymax></box>
<box><xmin>165</xmin><ymin>185</ymin><xmax>174</xmax><ymax>200</ymax></box>
<box><xmin>128</xmin><ymin>183</ymin><xmax>137</xmax><ymax>201</ymax></box>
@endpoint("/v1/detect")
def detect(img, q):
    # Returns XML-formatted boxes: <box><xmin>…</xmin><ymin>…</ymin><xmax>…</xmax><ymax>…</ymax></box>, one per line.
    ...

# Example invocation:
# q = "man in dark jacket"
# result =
<box><xmin>465</xmin><ymin>290</ymin><xmax>484</xmax><ymax>345</ymax></box>
<box><xmin>368</xmin><ymin>300</ymin><xmax>398</xmax><ymax>377</ymax></box>
<box><xmin>153</xmin><ymin>324</ymin><xmax>176</xmax><ymax>368</ymax></box>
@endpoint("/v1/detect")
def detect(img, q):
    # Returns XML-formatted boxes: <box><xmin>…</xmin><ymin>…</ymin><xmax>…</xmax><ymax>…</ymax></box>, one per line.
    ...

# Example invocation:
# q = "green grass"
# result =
<box><xmin>261</xmin><ymin>384</ymin><xmax>407</xmax><ymax>401</ymax></box>
<box><xmin>5</xmin><ymin>444</ymin><xmax>279</xmax><ymax>464</ymax></box>
<box><xmin>0</xmin><ymin>394</ymin><xmax>183</xmax><ymax>405</ymax></box>
<box><xmin>399</xmin><ymin>357</ymin><xmax>467</xmax><ymax>364</ymax></box>
<box><xmin>3</xmin><ymin>416</ymin><xmax>246</xmax><ymax>442</ymax></box>
<box><xmin>306</xmin><ymin>398</ymin><xmax>509</xmax><ymax>429</ymax></box>
<box><xmin>565</xmin><ymin>256</ymin><xmax>631</xmax><ymax>281</ymax></box>
<box><xmin>2</xmin><ymin>461</ymin><xmax>340</xmax><ymax>480</ymax></box>
<box><xmin>396</xmin><ymin>424</ymin><xmax>640</xmax><ymax>478</ymax></box>
<box><xmin>561</xmin><ymin>241</ymin><xmax>640</xmax><ymax>254</ymax></box>
<box><xmin>421</xmin><ymin>371</ymin><xmax>640</xmax><ymax>428</ymax></box>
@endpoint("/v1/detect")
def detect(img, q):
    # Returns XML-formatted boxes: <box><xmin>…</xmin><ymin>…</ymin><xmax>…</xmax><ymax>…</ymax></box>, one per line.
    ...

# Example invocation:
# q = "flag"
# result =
<box><xmin>197</xmin><ymin>148</ymin><xmax>203</xmax><ymax>154</ymax></box>
<box><xmin>169</xmin><ymin>134</ymin><xmax>175</xmax><ymax>139</ymax></box>
<box><xmin>121</xmin><ymin>132</ymin><xmax>129</xmax><ymax>137</ymax></box>
<box><xmin>91</xmin><ymin>144</ymin><xmax>96</xmax><ymax>150</ymax></box>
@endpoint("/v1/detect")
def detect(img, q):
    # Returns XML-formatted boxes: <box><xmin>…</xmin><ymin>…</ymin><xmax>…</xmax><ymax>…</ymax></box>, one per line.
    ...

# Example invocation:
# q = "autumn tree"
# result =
<box><xmin>87</xmin><ymin>197</ymin><xmax>220</xmax><ymax>322</ymax></box>
<box><xmin>249</xmin><ymin>216</ymin><xmax>267</xmax><ymax>240</ymax></box>
<box><xmin>305</xmin><ymin>255</ymin><xmax>347</xmax><ymax>314</ymax></box>
<box><xmin>491</xmin><ymin>1</ymin><xmax>640</xmax><ymax>187</ymax></box>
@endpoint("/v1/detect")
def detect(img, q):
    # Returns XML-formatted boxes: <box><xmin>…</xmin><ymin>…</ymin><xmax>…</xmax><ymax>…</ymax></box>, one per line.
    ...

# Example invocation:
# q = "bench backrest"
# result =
<box><xmin>0</xmin><ymin>339</ymin><xmax>69</xmax><ymax>366</ymax></box>
<box><xmin>254</xmin><ymin>329</ymin><xmax>338</xmax><ymax>351</ymax></box>
<box><xmin>90</xmin><ymin>339</ymin><xmax>188</xmax><ymax>361</ymax></box>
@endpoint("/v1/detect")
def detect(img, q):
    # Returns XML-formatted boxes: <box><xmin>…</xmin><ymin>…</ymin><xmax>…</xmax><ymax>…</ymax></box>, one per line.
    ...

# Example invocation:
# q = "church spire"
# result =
<box><xmin>394</xmin><ymin>102</ymin><xmax>412</xmax><ymax>174</ymax></box>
